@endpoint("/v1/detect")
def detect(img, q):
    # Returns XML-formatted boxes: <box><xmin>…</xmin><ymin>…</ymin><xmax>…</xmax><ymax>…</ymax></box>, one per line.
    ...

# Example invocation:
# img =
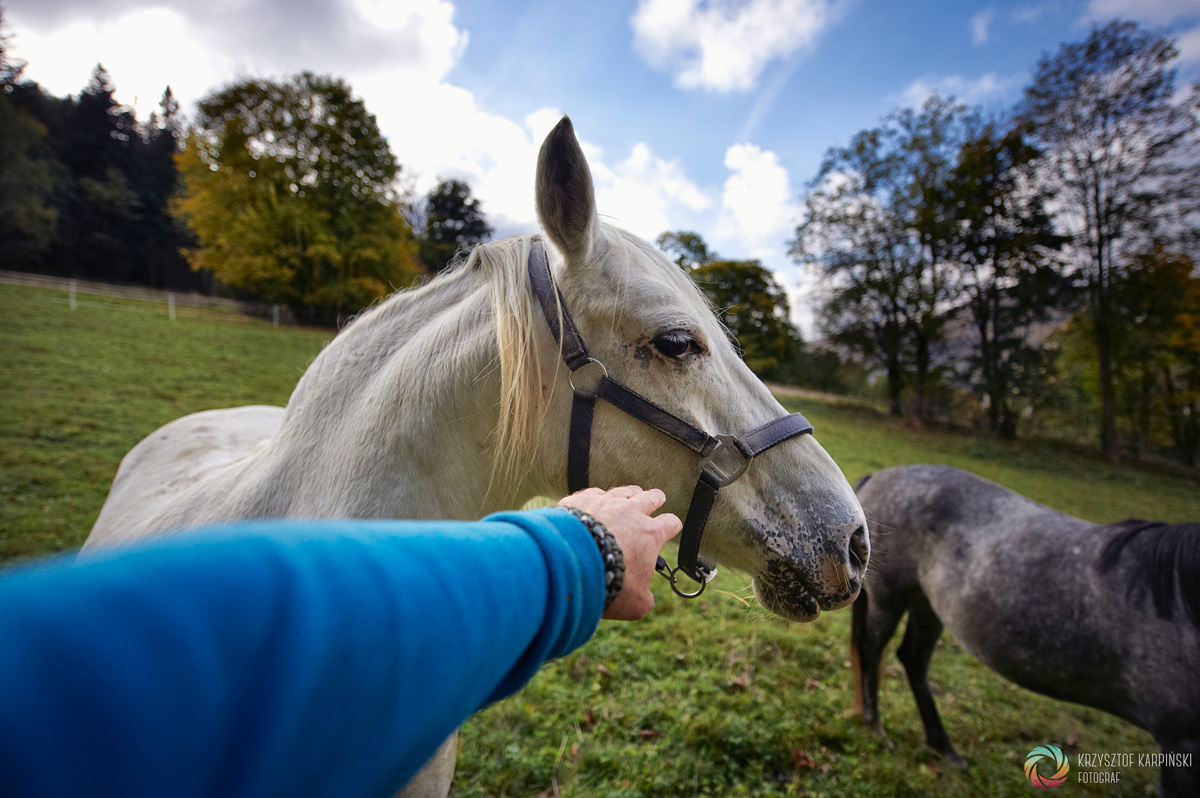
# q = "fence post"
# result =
<box><xmin>168</xmin><ymin>293</ymin><xmax>176</xmax><ymax>320</ymax></box>
<box><xmin>273</xmin><ymin>303</ymin><xmax>280</xmax><ymax>327</ymax></box>
<box><xmin>69</xmin><ymin>279</ymin><xmax>77</xmax><ymax>311</ymax></box>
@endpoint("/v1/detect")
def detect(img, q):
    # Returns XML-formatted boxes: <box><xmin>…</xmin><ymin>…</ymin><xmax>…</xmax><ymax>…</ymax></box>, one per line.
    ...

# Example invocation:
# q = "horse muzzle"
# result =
<box><xmin>753</xmin><ymin>518</ymin><xmax>869</xmax><ymax>622</ymax></box>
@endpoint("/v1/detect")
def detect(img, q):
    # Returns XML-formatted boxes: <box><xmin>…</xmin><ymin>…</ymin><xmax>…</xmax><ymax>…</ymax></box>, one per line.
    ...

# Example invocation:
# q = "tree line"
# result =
<box><xmin>791</xmin><ymin>20</ymin><xmax>1200</xmax><ymax>464</ymax></box>
<box><xmin>0</xmin><ymin>9</ymin><xmax>492</xmax><ymax>324</ymax></box>
<box><xmin>2</xmin><ymin>10</ymin><xmax>1197</xmax><ymax>463</ymax></box>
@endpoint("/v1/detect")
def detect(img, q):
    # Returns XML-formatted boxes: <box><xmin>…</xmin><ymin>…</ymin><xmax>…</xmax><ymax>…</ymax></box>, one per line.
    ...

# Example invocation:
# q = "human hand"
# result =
<box><xmin>558</xmin><ymin>486</ymin><xmax>682</xmax><ymax>621</ymax></box>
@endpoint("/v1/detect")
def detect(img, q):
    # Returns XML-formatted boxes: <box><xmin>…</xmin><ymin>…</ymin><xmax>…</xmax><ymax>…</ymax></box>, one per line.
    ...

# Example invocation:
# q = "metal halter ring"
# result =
<box><xmin>701</xmin><ymin>434</ymin><xmax>751</xmax><ymax>486</ymax></box>
<box><xmin>655</xmin><ymin>555</ymin><xmax>717</xmax><ymax>598</ymax></box>
<box><xmin>568</xmin><ymin>357</ymin><xmax>608</xmax><ymax>393</ymax></box>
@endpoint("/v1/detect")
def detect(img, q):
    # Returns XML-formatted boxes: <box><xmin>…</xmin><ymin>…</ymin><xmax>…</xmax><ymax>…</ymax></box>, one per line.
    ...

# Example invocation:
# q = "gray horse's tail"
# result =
<box><xmin>849</xmin><ymin>587</ymin><xmax>868</xmax><ymax>716</ymax></box>
<box><xmin>849</xmin><ymin>471</ymin><xmax>875</xmax><ymax>716</ymax></box>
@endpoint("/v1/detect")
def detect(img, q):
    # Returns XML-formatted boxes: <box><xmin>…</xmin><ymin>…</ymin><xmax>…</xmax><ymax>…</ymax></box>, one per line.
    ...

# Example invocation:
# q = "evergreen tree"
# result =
<box><xmin>50</xmin><ymin>64</ymin><xmax>143</xmax><ymax>282</ymax></box>
<box><xmin>129</xmin><ymin>87</ymin><xmax>198</xmax><ymax>289</ymax></box>
<box><xmin>0</xmin><ymin>9</ymin><xmax>61</xmax><ymax>268</ymax></box>
<box><xmin>417</xmin><ymin>178</ymin><xmax>493</xmax><ymax>272</ymax></box>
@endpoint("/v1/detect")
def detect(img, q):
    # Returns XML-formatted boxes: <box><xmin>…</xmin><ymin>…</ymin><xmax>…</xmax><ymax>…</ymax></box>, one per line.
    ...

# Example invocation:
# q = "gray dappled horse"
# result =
<box><xmin>86</xmin><ymin>117</ymin><xmax>868</xmax><ymax>797</ymax></box>
<box><xmin>850</xmin><ymin>464</ymin><xmax>1199</xmax><ymax>796</ymax></box>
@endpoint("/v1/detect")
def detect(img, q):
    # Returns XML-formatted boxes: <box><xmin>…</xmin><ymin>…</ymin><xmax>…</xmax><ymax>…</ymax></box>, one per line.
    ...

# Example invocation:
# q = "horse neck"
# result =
<box><xmin>260</xmin><ymin>245</ymin><xmax>560</xmax><ymax>520</ymax></box>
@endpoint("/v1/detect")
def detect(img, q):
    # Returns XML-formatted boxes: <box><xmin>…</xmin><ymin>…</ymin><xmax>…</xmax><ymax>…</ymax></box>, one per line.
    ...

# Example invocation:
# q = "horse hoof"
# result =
<box><xmin>865</xmin><ymin>725</ymin><xmax>894</xmax><ymax>748</ymax></box>
<box><xmin>943</xmin><ymin>752</ymin><xmax>968</xmax><ymax>770</ymax></box>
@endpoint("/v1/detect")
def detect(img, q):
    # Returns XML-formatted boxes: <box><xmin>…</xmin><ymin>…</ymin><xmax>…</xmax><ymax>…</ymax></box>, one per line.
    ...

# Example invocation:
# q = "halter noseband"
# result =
<box><xmin>527</xmin><ymin>240</ymin><xmax>814</xmax><ymax>597</ymax></box>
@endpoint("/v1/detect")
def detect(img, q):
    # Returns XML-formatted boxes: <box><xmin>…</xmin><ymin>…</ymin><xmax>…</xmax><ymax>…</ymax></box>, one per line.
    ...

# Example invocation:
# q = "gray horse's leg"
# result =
<box><xmin>1156</xmin><ymin>737</ymin><xmax>1199</xmax><ymax>798</ymax></box>
<box><xmin>850</xmin><ymin>588</ymin><xmax>906</xmax><ymax>732</ymax></box>
<box><xmin>397</xmin><ymin>732</ymin><xmax>457</xmax><ymax>798</ymax></box>
<box><xmin>895</xmin><ymin>597</ymin><xmax>966</xmax><ymax>768</ymax></box>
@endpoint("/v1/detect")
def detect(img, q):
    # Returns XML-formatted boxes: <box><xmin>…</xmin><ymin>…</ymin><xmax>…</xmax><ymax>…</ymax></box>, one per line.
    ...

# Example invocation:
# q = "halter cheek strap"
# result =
<box><xmin>527</xmin><ymin>240</ymin><xmax>814</xmax><ymax>595</ymax></box>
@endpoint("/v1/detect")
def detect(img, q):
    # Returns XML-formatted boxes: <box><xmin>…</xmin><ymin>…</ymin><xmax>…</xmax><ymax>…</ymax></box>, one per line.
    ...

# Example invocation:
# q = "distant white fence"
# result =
<box><xmin>0</xmin><ymin>270</ymin><xmax>294</xmax><ymax>326</ymax></box>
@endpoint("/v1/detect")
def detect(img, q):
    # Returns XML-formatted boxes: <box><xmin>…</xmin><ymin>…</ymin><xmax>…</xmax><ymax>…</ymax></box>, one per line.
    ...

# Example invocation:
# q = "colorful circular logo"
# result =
<box><xmin>1025</xmin><ymin>744</ymin><xmax>1070</xmax><ymax>789</ymax></box>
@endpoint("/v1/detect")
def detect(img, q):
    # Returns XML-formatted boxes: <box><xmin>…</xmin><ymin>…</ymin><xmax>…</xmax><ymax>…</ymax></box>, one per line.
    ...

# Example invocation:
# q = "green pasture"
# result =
<box><xmin>2</xmin><ymin>280</ymin><xmax>1196</xmax><ymax>796</ymax></box>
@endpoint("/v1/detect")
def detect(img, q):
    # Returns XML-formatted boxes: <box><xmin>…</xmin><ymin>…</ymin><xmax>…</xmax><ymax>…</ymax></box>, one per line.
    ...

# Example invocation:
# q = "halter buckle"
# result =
<box><xmin>568</xmin><ymin>357</ymin><xmax>608</xmax><ymax>393</ymax></box>
<box><xmin>700</xmin><ymin>434</ymin><xmax>750</xmax><ymax>486</ymax></box>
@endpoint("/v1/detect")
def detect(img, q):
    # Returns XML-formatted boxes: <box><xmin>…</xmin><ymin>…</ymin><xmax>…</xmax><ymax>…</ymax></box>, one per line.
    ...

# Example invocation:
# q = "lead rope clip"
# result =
<box><xmin>655</xmin><ymin>555</ymin><xmax>718</xmax><ymax>599</ymax></box>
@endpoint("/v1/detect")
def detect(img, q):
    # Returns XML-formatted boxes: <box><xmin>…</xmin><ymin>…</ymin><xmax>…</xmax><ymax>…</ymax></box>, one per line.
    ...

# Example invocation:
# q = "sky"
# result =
<box><xmin>5</xmin><ymin>0</ymin><xmax>1200</xmax><ymax>334</ymax></box>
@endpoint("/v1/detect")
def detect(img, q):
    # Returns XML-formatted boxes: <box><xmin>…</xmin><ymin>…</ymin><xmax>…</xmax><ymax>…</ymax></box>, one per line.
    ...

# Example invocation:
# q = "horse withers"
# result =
<box><xmin>85</xmin><ymin>117</ymin><xmax>868</xmax><ymax>797</ymax></box>
<box><xmin>850</xmin><ymin>464</ymin><xmax>1199</xmax><ymax>796</ymax></box>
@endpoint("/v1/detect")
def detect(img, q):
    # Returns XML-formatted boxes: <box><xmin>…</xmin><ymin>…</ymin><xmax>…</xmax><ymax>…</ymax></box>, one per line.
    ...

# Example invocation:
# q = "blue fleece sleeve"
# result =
<box><xmin>0</xmin><ymin>507</ymin><xmax>603</xmax><ymax>798</ymax></box>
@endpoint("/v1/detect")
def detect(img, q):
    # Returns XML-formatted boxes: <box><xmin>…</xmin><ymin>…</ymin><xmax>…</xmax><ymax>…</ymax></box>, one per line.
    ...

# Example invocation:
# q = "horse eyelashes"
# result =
<box><xmin>651</xmin><ymin>330</ymin><xmax>701</xmax><ymax>359</ymax></box>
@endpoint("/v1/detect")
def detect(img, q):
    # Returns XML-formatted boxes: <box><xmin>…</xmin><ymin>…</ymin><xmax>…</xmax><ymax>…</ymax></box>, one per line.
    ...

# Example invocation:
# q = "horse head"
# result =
<box><xmin>527</xmin><ymin>117</ymin><xmax>868</xmax><ymax>621</ymax></box>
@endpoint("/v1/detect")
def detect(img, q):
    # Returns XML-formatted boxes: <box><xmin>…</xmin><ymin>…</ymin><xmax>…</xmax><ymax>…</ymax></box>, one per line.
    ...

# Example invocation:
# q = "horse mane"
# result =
<box><xmin>1098</xmin><ymin>519</ymin><xmax>1200</xmax><ymax>625</ymax></box>
<box><xmin>464</xmin><ymin>235</ymin><xmax>550</xmax><ymax>494</ymax></box>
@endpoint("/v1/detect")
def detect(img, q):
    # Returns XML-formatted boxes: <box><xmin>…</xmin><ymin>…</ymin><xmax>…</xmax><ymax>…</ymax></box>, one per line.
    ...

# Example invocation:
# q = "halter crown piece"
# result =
<box><xmin>527</xmin><ymin>240</ymin><xmax>815</xmax><ymax>598</ymax></box>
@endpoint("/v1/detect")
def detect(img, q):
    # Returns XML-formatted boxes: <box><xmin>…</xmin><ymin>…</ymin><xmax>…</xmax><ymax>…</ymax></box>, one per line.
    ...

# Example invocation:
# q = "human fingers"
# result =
<box><xmin>651</xmin><ymin>511</ymin><xmax>682</xmax><ymax>541</ymax></box>
<box><xmin>607</xmin><ymin>485</ymin><xmax>644</xmax><ymax>499</ymax></box>
<box><xmin>557</xmin><ymin>487</ymin><xmax>602</xmax><ymax>508</ymax></box>
<box><xmin>628</xmin><ymin>487</ymin><xmax>666</xmax><ymax>514</ymax></box>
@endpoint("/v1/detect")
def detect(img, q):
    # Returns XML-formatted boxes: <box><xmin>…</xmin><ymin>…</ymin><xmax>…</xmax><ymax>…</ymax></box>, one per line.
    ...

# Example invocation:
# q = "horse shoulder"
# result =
<box><xmin>85</xmin><ymin>406</ymin><xmax>285</xmax><ymax>550</ymax></box>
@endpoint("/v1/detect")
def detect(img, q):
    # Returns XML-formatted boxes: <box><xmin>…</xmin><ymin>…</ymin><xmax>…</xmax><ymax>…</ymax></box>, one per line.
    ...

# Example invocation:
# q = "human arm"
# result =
<box><xmin>0</xmin><ymin>508</ymin><xmax>604</xmax><ymax>798</ymax></box>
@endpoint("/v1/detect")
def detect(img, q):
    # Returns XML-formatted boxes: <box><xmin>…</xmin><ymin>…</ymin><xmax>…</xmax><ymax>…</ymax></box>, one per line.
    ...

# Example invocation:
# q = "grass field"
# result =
<box><xmin>3</xmin><ymin>281</ymin><xmax>1197</xmax><ymax>796</ymax></box>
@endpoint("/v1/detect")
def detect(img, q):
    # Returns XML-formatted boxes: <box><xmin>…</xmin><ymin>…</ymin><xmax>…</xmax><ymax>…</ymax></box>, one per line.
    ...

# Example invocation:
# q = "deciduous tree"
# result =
<box><xmin>692</xmin><ymin>259</ymin><xmax>801</xmax><ymax>377</ymax></box>
<box><xmin>1111</xmin><ymin>249</ymin><xmax>1200</xmax><ymax>463</ymax></box>
<box><xmin>173</xmin><ymin>72</ymin><xmax>420</xmax><ymax>322</ymax></box>
<box><xmin>656</xmin><ymin>230</ymin><xmax>801</xmax><ymax>377</ymax></box>
<box><xmin>793</xmin><ymin>96</ymin><xmax>975</xmax><ymax>417</ymax></box>
<box><xmin>947</xmin><ymin>120</ymin><xmax>1067</xmax><ymax>437</ymax></box>
<box><xmin>656</xmin><ymin>230</ymin><xmax>716</xmax><ymax>270</ymax></box>
<box><xmin>1020</xmin><ymin>20</ymin><xmax>1200</xmax><ymax>460</ymax></box>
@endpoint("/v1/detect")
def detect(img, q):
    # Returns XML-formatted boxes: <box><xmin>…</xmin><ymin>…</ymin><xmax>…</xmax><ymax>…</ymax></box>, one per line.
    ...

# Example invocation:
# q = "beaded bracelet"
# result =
<box><xmin>563</xmin><ymin>507</ymin><xmax>625</xmax><ymax>611</ymax></box>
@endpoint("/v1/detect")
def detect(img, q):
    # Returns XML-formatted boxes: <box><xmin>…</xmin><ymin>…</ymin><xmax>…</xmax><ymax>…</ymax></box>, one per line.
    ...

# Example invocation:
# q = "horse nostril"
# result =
<box><xmin>847</xmin><ymin>524</ymin><xmax>869</xmax><ymax>574</ymax></box>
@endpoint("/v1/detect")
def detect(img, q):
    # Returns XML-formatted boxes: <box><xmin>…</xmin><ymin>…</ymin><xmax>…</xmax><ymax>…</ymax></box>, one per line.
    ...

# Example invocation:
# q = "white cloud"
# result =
<box><xmin>778</xmin><ymin>270</ymin><xmax>819</xmax><ymax>340</ymax></box>
<box><xmin>1083</xmin><ymin>0</ymin><xmax>1200</xmax><ymax>63</ymax></box>
<box><xmin>1176</xmin><ymin>24</ymin><xmax>1200</xmax><ymax>63</ymax></box>
<box><xmin>1084</xmin><ymin>0</ymin><xmax>1200</xmax><ymax>25</ymax></box>
<box><xmin>6</xmin><ymin>0</ymin><xmax>471</xmax><ymax>120</ymax></box>
<box><xmin>1011</xmin><ymin>3</ymin><xmax>1061</xmax><ymax>24</ymax></box>
<box><xmin>684</xmin><ymin>143</ymin><xmax>812</xmax><ymax>336</ymax></box>
<box><xmin>345</xmin><ymin>0</ymin><xmax>469</xmax><ymax>82</ymax></box>
<box><xmin>630</xmin><ymin>0</ymin><xmax>836</xmax><ymax>92</ymax></box>
<box><xmin>6</xmin><ymin>7</ymin><xmax>220</xmax><ymax>121</ymax></box>
<box><xmin>716</xmin><ymin>144</ymin><xmax>799</xmax><ymax>256</ymax></box>
<box><xmin>898</xmin><ymin>72</ymin><xmax>1021</xmax><ymax>108</ymax></box>
<box><xmin>971</xmin><ymin>9</ymin><xmax>994</xmax><ymax>45</ymax></box>
<box><xmin>593</xmin><ymin>143</ymin><xmax>713</xmax><ymax>241</ymax></box>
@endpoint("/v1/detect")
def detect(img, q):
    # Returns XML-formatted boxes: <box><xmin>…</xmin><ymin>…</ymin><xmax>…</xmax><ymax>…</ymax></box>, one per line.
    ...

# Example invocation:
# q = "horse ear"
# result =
<box><xmin>536</xmin><ymin>115</ymin><xmax>598</xmax><ymax>262</ymax></box>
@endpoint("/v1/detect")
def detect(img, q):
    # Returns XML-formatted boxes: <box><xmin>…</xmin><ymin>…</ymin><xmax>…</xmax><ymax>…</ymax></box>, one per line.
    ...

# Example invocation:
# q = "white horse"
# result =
<box><xmin>85</xmin><ymin>117</ymin><xmax>868</xmax><ymax>796</ymax></box>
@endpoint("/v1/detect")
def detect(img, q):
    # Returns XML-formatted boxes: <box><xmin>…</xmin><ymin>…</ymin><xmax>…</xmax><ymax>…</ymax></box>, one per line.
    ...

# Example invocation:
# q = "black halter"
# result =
<box><xmin>527</xmin><ymin>240</ymin><xmax>814</xmax><ymax>597</ymax></box>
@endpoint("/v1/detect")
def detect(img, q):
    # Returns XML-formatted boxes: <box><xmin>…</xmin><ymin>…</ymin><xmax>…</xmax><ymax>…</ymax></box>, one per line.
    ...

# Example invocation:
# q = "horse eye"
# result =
<box><xmin>651</xmin><ymin>330</ymin><xmax>701</xmax><ymax>360</ymax></box>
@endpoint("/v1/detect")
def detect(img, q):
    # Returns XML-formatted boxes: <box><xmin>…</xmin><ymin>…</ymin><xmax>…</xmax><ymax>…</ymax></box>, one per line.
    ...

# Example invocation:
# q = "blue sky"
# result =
<box><xmin>7</xmin><ymin>0</ymin><xmax>1200</xmax><ymax>332</ymax></box>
